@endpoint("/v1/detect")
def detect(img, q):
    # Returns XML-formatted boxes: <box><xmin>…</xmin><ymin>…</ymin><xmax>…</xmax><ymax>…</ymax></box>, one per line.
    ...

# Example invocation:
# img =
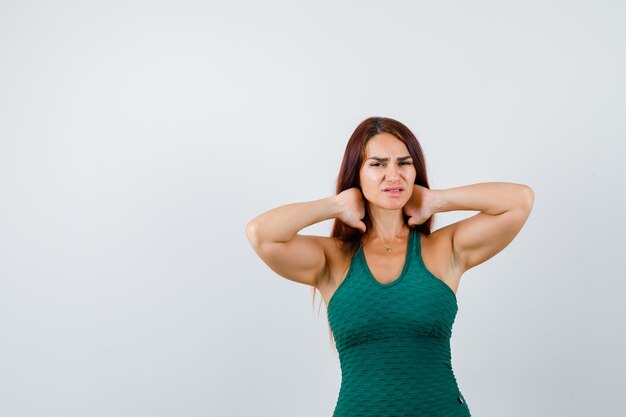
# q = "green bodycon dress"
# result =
<box><xmin>327</xmin><ymin>227</ymin><xmax>471</xmax><ymax>417</ymax></box>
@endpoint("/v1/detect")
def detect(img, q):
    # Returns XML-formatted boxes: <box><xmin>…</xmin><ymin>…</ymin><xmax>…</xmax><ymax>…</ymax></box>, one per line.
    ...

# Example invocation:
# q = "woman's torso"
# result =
<box><xmin>317</xmin><ymin>227</ymin><xmax>471</xmax><ymax>417</ymax></box>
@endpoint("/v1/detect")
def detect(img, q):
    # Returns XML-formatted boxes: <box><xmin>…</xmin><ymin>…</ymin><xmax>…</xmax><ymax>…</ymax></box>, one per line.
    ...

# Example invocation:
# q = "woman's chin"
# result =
<box><xmin>371</xmin><ymin>200</ymin><xmax>406</xmax><ymax>210</ymax></box>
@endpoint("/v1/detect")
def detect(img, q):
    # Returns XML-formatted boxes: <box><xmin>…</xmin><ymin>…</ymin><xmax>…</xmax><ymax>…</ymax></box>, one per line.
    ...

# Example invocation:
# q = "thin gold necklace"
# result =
<box><xmin>378</xmin><ymin>227</ymin><xmax>407</xmax><ymax>254</ymax></box>
<box><xmin>381</xmin><ymin>236</ymin><xmax>393</xmax><ymax>254</ymax></box>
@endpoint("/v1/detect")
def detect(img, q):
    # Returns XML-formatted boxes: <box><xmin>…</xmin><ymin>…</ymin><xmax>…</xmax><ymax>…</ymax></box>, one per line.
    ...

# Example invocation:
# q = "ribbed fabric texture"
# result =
<box><xmin>327</xmin><ymin>227</ymin><xmax>471</xmax><ymax>417</ymax></box>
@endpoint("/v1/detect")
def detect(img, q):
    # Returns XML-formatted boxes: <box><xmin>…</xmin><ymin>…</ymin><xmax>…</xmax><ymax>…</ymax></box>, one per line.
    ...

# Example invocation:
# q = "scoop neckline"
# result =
<box><xmin>358</xmin><ymin>228</ymin><xmax>414</xmax><ymax>288</ymax></box>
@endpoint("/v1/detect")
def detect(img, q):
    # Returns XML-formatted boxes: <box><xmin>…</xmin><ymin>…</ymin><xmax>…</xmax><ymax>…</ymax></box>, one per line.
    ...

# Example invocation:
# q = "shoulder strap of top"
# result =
<box><xmin>411</xmin><ymin>227</ymin><xmax>422</xmax><ymax>262</ymax></box>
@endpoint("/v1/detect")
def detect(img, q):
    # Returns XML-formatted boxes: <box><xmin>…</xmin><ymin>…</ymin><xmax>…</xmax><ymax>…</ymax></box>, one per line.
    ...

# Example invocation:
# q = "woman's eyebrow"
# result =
<box><xmin>367</xmin><ymin>155</ymin><xmax>412</xmax><ymax>161</ymax></box>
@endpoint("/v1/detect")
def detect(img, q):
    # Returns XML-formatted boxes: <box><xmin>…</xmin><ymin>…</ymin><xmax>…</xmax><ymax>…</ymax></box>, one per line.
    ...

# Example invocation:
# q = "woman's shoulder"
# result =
<box><xmin>321</xmin><ymin>235</ymin><xmax>355</xmax><ymax>260</ymax></box>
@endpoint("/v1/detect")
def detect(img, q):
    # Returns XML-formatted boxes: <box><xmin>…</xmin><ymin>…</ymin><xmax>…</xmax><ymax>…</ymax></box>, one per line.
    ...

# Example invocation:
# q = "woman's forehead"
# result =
<box><xmin>365</xmin><ymin>134</ymin><xmax>408</xmax><ymax>155</ymax></box>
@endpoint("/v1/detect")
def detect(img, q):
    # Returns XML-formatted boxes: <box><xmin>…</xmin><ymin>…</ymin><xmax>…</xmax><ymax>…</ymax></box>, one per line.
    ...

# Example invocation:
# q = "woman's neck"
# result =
<box><xmin>366</xmin><ymin>217</ymin><xmax>408</xmax><ymax>243</ymax></box>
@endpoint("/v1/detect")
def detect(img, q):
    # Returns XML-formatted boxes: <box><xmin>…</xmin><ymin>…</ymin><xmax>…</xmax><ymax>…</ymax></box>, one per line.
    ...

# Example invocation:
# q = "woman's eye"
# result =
<box><xmin>370</xmin><ymin>162</ymin><xmax>413</xmax><ymax>167</ymax></box>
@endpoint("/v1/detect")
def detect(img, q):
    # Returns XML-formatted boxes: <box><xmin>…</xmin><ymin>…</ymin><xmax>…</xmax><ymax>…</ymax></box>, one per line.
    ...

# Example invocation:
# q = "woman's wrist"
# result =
<box><xmin>428</xmin><ymin>188</ymin><xmax>446</xmax><ymax>214</ymax></box>
<box><xmin>325</xmin><ymin>195</ymin><xmax>344</xmax><ymax>220</ymax></box>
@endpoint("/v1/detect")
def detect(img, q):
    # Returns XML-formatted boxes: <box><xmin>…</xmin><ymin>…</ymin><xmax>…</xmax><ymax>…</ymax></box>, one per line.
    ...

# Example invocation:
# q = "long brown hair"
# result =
<box><xmin>312</xmin><ymin>116</ymin><xmax>435</xmax><ymax>350</ymax></box>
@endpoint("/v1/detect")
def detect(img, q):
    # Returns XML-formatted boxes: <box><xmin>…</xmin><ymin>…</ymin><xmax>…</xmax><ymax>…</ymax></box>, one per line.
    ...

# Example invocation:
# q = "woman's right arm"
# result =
<box><xmin>245</xmin><ymin>196</ymin><xmax>342</xmax><ymax>288</ymax></box>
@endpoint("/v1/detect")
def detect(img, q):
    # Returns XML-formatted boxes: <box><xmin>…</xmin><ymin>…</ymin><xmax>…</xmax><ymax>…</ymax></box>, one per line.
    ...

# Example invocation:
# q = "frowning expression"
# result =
<box><xmin>359</xmin><ymin>133</ymin><xmax>416</xmax><ymax>209</ymax></box>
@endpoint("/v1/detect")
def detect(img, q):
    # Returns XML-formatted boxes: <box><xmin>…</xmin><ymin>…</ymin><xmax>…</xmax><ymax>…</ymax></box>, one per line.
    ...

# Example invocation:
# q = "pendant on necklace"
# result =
<box><xmin>384</xmin><ymin>246</ymin><xmax>392</xmax><ymax>254</ymax></box>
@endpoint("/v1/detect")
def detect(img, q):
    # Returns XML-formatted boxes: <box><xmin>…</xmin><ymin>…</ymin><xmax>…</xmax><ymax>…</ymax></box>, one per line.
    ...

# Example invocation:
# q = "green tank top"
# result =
<box><xmin>327</xmin><ymin>227</ymin><xmax>471</xmax><ymax>417</ymax></box>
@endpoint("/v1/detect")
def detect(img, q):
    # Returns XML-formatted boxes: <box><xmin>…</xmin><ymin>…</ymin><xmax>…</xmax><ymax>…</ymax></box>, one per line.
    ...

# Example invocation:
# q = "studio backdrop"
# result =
<box><xmin>0</xmin><ymin>1</ymin><xmax>624</xmax><ymax>417</ymax></box>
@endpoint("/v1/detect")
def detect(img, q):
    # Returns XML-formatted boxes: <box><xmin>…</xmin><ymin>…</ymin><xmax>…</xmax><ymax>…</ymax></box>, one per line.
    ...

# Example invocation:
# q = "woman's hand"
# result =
<box><xmin>403</xmin><ymin>184</ymin><xmax>436</xmax><ymax>227</ymax></box>
<box><xmin>335</xmin><ymin>187</ymin><xmax>367</xmax><ymax>233</ymax></box>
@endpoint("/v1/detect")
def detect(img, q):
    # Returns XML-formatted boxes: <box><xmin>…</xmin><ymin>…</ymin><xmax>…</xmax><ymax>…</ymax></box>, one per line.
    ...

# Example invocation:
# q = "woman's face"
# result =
<box><xmin>359</xmin><ymin>133</ymin><xmax>416</xmax><ymax>210</ymax></box>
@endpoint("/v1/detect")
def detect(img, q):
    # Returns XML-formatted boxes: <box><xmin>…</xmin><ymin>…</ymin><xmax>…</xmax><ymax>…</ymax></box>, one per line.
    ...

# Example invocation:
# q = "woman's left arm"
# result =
<box><xmin>429</xmin><ymin>182</ymin><xmax>534</xmax><ymax>273</ymax></box>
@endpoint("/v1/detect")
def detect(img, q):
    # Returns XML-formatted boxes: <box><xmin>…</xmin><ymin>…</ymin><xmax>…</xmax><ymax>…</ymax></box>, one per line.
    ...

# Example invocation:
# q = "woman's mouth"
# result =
<box><xmin>383</xmin><ymin>187</ymin><xmax>403</xmax><ymax>196</ymax></box>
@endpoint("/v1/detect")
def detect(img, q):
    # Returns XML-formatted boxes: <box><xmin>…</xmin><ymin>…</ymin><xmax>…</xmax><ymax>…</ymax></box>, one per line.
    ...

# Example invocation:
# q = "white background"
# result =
<box><xmin>1</xmin><ymin>1</ymin><xmax>624</xmax><ymax>416</ymax></box>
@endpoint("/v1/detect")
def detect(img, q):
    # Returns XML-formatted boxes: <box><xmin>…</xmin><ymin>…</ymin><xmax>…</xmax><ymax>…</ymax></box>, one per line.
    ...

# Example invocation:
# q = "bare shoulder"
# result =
<box><xmin>420</xmin><ymin>225</ymin><xmax>464</xmax><ymax>294</ymax></box>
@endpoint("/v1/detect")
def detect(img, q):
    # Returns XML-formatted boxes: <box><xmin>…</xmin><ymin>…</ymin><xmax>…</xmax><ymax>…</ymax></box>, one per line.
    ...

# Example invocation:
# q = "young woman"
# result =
<box><xmin>245</xmin><ymin>116</ymin><xmax>534</xmax><ymax>417</ymax></box>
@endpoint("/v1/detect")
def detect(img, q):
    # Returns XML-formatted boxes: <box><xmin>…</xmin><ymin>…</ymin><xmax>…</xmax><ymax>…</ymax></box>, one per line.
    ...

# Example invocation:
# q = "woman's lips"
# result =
<box><xmin>383</xmin><ymin>189</ymin><xmax>403</xmax><ymax>197</ymax></box>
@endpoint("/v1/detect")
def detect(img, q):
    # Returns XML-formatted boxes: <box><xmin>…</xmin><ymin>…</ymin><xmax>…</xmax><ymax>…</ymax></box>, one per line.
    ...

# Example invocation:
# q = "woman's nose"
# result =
<box><xmin>385</xmin><ymin>165</ymin><xmax>401</xmax><ymax>179</ymax></box>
